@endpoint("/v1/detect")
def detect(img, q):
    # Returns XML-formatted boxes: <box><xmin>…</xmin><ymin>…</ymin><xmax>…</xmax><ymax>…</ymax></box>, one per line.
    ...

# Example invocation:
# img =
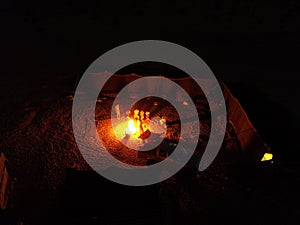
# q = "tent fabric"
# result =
<box><xmin>99</xmin><ymin>74</ymin><xmax>207</xmax><ymax>98</ymax></box>
<box><xmin>91</xmin><ymin>73</ymin><xmax>268</xmax><ymax>162</ymax></box>
<box><xmin>0</xmin><ymin>152</ymin><xmax>15</xmax><ymax>210</ymax></box>
<box><xmin>222</xmin><ymin>84</ymin><xmax>267</xmax><ymax>162</ymax></box>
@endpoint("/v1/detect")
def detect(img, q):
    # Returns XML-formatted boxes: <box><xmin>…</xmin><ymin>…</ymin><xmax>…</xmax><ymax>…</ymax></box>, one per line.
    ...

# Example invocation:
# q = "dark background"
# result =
<box><xmin>1</xmin><ymin>1</ymin><xmax>300</xmax><ymax>162</ymax></box>
<box><xmin>0</xmin><ymin>1</ymin><xmax>300</xmax><ymax>224</ymax></box>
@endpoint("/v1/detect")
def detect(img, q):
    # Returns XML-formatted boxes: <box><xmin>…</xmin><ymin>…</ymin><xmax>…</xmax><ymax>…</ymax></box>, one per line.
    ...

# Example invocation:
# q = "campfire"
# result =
<box><xmin>125</xmin><ymin>109</ymin><xmax>151</xmax><ymax>139</ymax></box>
<box><xmin>110</xmin><ymin>103</ymin><xmax>168</xmax><ymax>151</ymax></box>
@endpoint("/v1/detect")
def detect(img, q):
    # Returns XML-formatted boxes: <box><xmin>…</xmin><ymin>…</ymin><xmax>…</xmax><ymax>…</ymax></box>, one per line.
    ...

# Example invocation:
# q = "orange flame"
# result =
<box><xmin>126</xmin><ymin>119</ymin><xmax>141</xmax><ymax>136</ymax></box>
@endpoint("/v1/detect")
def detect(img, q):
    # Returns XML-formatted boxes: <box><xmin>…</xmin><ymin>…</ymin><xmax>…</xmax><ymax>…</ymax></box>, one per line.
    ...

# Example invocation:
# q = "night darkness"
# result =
<box><xmin>1</xmin><ymin>1</ymin><xmax>300</xmax><ymax>225</ymax></box>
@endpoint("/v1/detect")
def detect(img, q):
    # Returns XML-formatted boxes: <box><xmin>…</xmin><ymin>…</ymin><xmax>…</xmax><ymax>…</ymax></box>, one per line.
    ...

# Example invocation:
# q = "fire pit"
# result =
<box><xmin>96</xmin><ymin>97</ymin><xmax>181</xmax><ymax>165</ymax></box>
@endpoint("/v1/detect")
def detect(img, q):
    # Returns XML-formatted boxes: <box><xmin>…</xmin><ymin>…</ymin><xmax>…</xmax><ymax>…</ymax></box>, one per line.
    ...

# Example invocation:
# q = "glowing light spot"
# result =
<box><xmin>126</xmin><ymin>119</ymin><xmax>138</xmax><ymax>134</ymax></box>
<box><xmin>261</xmin><ymin>153</ymin><xmax>273</xmax><ymax>161</ymax></box>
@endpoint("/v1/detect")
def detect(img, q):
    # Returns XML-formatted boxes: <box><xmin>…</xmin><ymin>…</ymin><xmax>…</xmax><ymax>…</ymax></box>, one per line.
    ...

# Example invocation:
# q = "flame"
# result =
<box><xmin>126</xmin><ymin>119</ymin><xmax>140</xmax><ymax>136</ymax></box>
<box><xmin>127</xmin><ymin>119</ymin><xmax>137</xmax><ymax>134</ymax></box>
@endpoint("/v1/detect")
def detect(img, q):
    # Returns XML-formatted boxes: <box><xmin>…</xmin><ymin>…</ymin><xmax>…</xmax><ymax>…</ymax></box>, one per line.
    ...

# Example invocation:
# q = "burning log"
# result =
<box><xmin>138</xmin><ymin>130</ymin><xmax>151</xmax><ymax>140</ymax></box>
